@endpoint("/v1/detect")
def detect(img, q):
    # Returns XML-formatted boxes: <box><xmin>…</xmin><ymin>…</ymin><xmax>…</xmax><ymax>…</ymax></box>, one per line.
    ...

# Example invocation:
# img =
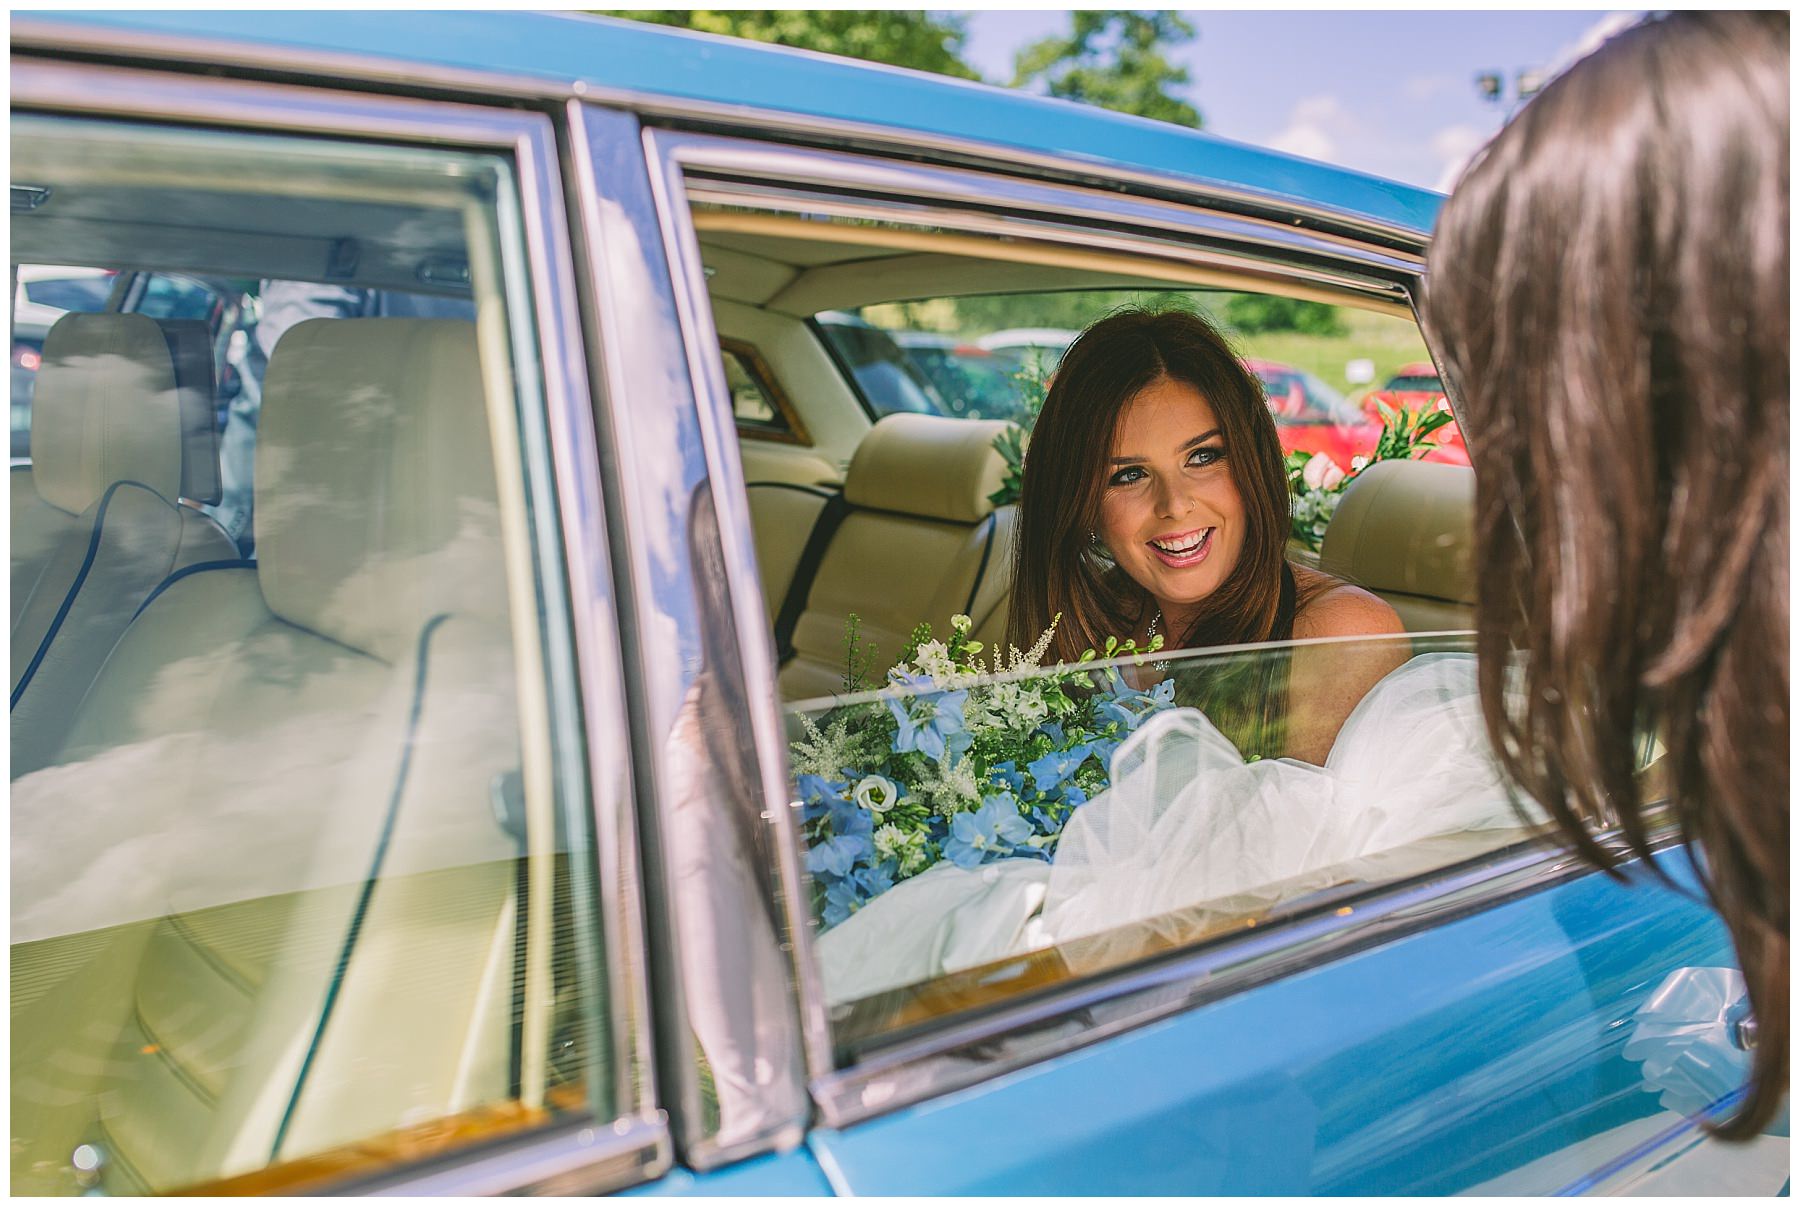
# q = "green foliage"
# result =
<box><xmin>841</xmin><ymin>612</ymin><xmax>881</xmax><ymax>694</ymax></box>
<box><xmin>987</xmin><ymin>349</ymin><xmax>1058</xmax><ymax>508</ymax></box>
<box><xmin>1369</xmin><ymin>395</ymin><xmax>1455</xmax><ymax>461</ymax></box>
<box><xmin>604</xmin><ymin>10</ymin><xmax>978</xmax><ymax>79</ymax></box>
<box><xmin>1012</xmin><ymin>11</ymin><xmax>1202</xmax><ymax>128</ymax></box>
<box><xmin>1221</xmin><ymin>293</ymin><xmax>1346</xmax><ymax>337</ymax></box>
<box><xmin>946</xmin><ymin>289</ymin><xmax>1197</xmax><ymax>335</ymax></box>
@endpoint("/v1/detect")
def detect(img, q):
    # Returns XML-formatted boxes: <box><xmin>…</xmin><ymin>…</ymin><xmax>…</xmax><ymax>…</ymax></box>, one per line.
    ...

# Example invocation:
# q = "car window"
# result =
<box><xmin>682</xmin><ymin>188</ymin><xmax>1507</xmax><ymax>1066</ymax></box>
<box><xmin>723</xmin><ymin>338</ymin><xmax>807</xmax><ymax>442</ymax></box>
<box><xmin>21</xmin><ymin>273</ymin><xmax>113</xmax><ymax>313</ymax></box>
<box><xmin>1383</xmin><ymin>373</ymin><xmax>1442</xmax><ymax>392</ymax></box>
<box><xmin>11</xmin><ymin>115</ymin><xmax>608</xmax><ymax>1194</ymax></box>
<box><xmin>790</xmin><ymin>633</ymin><xmax>1552</xmax><ymax>1052</ymax></box>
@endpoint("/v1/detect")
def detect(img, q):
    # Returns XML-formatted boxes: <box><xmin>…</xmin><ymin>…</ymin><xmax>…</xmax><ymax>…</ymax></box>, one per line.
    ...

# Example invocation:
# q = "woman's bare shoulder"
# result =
<box><xmin>1292</xmin><ymin>571</ymin><xmax>1405</xmax><ymax>640</ymax></box>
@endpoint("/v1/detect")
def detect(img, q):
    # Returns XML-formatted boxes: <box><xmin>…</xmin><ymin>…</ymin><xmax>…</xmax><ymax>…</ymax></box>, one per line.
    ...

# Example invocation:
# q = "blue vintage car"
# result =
<box><xmin>9</xmin><ymin>11</ymin><xmax>1780</xmax><ymax>1196</ymax></box>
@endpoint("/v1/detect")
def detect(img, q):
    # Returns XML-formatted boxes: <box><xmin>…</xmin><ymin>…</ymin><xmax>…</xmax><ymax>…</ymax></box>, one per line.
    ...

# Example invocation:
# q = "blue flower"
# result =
<box><xmin>818</xmin><ymin>860</ymin><xmax>898</xmax><ymax>928</ymax></box>
<box><xmin>991</xmin><ymin>760</ymin><xmax>1027</xmax><ymax>795</ymax></box>
<box><xmin>797</xmin><ymin>773</ymin><xmax>852</xmax><ymax>822</ymax></box>
<box><xmin>1028</xmin><ymin>743</ymin><xmax>1093</xmax><ymax>798</ymax></box>
<box><xmin>943</xmin><ymin>793</ymin><xmax>1033</xmax><ymax>868</ymax></box>
<box><xmin>1097</xmin><ymin>671</ymin><xmax>1176</xmax><ymax>732</ymax></box>
<box><xmin>885</xmin><ymin>671</ymin><xmax>971</xmax><ymax>761</ymax></box>
<box><xmin>823</xmin><ymin>793</ymin><xmax>874</xmax><ymax>841</ymax></box>
<box><xmin>805</xmin><ymin>831</ymin><xmax>872</xmax><ymax>878</ymax></box>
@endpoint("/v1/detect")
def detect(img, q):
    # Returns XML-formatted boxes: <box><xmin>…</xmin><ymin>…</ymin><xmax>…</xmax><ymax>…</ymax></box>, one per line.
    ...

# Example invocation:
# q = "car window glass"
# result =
<box><xmin>11</xmin><ymin>115</ymin><xmax>607</xmax><ymax>1194</ymax></box>
<box><xmin>727</xmin><ymin>347</ymin><xmax>780</xmax><ymax>424</ymax></box>
<box><xmin>22</xmin><ymin>274</ymin><xmax>113</xmax><ymax>313</ymax></box>
<box><xmin>791</xmin><ymin>634</ymin><xmax>1559</xmax><ymax>1053</ymax></box>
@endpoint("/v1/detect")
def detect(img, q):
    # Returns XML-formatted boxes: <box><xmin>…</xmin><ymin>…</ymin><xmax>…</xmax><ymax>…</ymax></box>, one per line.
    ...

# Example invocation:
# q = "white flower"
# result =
<box><xmin>854</xmin><ymin>774</ymin><xmax>900</xmax><ymax>814</ymax></box>
<box><xmin>1302</xmin><ymin>452</ymin><xmax>1346</xmax><ymax>490</ymax></box>
<box><xmin>912</xmin><ymin>639</ymin><xmax>958</xmax><ymax>683</ymax></box>
<box><xmin>1350</xmin><ymin>454</ymin><xmax>1370</xmax><ymax>472</ymax></box>
<box><xmin>950</xmin><ymin>613</ymin><xmax>973</xmax><ymax>634</ymax></box>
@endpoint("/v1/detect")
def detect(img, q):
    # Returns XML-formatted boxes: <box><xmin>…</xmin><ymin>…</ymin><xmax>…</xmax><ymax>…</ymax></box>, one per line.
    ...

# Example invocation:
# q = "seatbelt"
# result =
<box><xmin>773</xmin><ymin>491</ymin><xmax>852</xmax><ymax>664</ymax></box>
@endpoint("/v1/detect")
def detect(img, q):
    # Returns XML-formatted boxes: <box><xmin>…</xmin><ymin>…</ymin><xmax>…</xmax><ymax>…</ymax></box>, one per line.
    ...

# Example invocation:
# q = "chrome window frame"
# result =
<box><xmin>9</xmin><ymin>57</ymin><xmax>667</xmax><ymax>1196</ymax></box>
<box><xmin>639</xmin><ymin>127</ymin><xmax>1642</xmax><ymax>1130</ymax></box>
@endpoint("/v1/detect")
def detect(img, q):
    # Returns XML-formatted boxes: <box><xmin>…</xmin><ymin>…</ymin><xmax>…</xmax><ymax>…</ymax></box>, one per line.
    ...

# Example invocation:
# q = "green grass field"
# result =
<box><xmin>1221</xmin><ymin>306</ymin><xmax>1433</xmax><ymax>406</ymax></box>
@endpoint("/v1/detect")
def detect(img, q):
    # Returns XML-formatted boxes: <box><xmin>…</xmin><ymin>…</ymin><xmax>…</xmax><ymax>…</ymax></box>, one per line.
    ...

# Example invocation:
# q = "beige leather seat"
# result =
<box><xmin>775</xmin><ymin>413</ymin><xmax>1018</xmax><ymax>700</ymax></box>
<box><xmin>11</xmin><ymin>314</ymin><xmax>238</xmax><ymax>776</ymax></box>
<box><xmin>10</xmin><ymin>318</ymin><xmax>525</xmax><ymax>1193</ymax></box>
<box><xmin>1319</xmin><ymin>458</ymin><xmax>1475</xmax><ymax>632</ymax></box>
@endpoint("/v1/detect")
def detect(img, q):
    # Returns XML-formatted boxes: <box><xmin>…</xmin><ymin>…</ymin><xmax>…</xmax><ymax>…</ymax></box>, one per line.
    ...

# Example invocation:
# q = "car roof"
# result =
<box><xmin>17</xmin><ymin>11</ymin><xmax>1443</xmax><ymax>239</ymax></box>
<box><xmin>1388</xmin><ymin>361</ymin><xmax>1439</xmax><ymax>378</ymax></box>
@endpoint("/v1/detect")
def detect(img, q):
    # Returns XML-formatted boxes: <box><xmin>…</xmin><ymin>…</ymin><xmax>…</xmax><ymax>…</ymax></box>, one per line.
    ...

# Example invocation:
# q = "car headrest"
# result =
<box><xmin>30</xmin><ymin>313</ymin><xmax>189</xmax><ymax>515</ymax></box>
<box><xmin>844</xmin><ymin>412</ymin><xmax>1014</xmax><ymax>525</ymax></box>
<box><xmin>1319</xmin><ymin>458</ymin><xmax>1475</xmax><ymax>605</ymax></box>
<box><xmin>254</xmin><ymin>318</ymin><xmax>507</xmax><ymax>663</ymax></box>
<box><xmin>153</xmin><ymin>318</ymin><xmax>223</xmax><ymax>506</ymax></box>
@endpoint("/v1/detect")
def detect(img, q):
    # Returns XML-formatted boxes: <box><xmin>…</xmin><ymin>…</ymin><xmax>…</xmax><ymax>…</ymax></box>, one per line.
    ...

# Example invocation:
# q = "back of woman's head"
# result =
<box><xmin>1425</xmin><ymin>11</ymin><xmax>1788</xmax><ymax>1136</ymax></box>
<box><xmin>1008</xmin><ymin>306</ymin><xmax>1291</xmax><ymax>661</ymax></box>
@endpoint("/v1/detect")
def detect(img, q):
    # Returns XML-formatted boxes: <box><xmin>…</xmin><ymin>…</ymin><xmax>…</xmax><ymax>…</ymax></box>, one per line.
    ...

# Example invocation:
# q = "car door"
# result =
<box><xmin>619</xmin><ymin>123</ymin><xmax>1778</xmax><ymax>1195</ymax></box>
<box><xmin>8</xmin><ymin>52</ymin><xmax>672</xmax><ymax>1196</ymax></box>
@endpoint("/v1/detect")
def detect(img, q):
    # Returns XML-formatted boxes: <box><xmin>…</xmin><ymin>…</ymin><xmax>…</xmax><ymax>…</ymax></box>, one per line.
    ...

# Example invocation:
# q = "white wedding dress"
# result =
<box><xmin>817</xmin><ymin>652</ymin><xmax>1546</xmax><ymax>1006</ymax></box>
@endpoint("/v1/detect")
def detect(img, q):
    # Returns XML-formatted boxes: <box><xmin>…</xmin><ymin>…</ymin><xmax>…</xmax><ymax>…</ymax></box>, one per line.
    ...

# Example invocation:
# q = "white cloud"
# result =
<box><xmin>1431</xmin><ymin>123</ymin><xmax>1491</xmax><ymax>193</ymax></box>
<box><xmin>1403</xmin><ymin>75</ymin><xmax>1454</xmax><ymax>103</ymax></box>
<box><xmin>1268</xmin><ymin>94</ymin><xmax>1357</xmax><ymax>164</ymax></box>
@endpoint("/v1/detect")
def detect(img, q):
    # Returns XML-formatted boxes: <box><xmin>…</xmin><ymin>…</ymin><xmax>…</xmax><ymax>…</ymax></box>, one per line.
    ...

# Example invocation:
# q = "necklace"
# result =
<box><xmin>1144</xmin><ymin>608</ymin><xmax>1172</xmax><ymax>675</ymax></box>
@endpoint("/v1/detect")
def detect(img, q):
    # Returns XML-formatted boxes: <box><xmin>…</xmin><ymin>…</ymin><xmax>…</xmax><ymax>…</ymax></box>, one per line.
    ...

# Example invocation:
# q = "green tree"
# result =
<box><xmin>1221</xmin><ymin>293</ymin><xmax>1346</xmax><ymax>337</ymax></box>
<box><xmin>1012</xmin><ymin>11</ymin><xmax>1202</xmax><ymax>128</ymax></box>
<box><xmin>604</xmin><ymin>10</ymin><xmax>978</xmax><ymax>79</ymax></box>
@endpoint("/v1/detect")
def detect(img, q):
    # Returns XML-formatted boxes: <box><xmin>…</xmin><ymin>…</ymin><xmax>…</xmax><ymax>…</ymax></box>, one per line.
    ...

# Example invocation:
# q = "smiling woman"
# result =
<box><xmin>1009</xmin><ymin>307</ymin><xmax>1404</xmax><ymax>763</ymax></box>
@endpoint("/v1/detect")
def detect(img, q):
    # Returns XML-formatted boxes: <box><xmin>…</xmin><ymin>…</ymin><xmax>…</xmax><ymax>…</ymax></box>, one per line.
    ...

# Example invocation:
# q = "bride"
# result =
<box><xmin>816</xmin><ymin>309</ymin><xmax>1540</xmax><ymax>1005</ymax></box>
<box><xmin>1005</xmin><ymin>307</ymin><xmax>1408</xmax><ymax>766</ymax></box>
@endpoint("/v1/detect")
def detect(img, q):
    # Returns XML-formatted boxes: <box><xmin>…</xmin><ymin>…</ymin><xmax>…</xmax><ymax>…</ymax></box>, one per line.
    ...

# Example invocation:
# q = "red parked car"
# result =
<box><xmin>1359</xmin><ymin>361</ymin><xmax>1469</xmax><ymax>466</ymax></box>
<box><xmin>1244</xmin><ymin>357</ymin><xmax>1381</xmax><ymax>471</ymax></box>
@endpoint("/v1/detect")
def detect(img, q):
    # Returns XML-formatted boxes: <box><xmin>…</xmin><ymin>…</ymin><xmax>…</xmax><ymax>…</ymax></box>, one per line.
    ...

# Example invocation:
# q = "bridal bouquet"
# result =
<box><xmin>792</xmin><ymin>613</ymin><xmax>1174</xmax><ymax>928</ymax></box>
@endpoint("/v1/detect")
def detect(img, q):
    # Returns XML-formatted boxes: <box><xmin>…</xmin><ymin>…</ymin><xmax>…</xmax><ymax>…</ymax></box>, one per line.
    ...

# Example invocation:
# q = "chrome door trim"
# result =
<box><xmin>808</xmin><ymin>828</ymin><xmax>1686</xmax><ymax>1130</ymax></box>
<box><xmin>640</xmin><ymin>123</ymin><xmax>836</xmax><ymax>1081</ymax></box>
<box><xmin>11</xmin><ymin>58</ymin><xmax>666</xmax><ymax>1195</ymax></box>
<box><xmin>347</xmin><ymin>1112</ymin><xmax>672</xmax><ymax>1197</ymax></box>
<box><xmin>668</xmin><ymin>134</ymin><xmax>1424</xmax><ymax>280</ymax></box>
<box><xmin>563</xmin><ymin>101</ymin><xmax>814</xmax><ymax>1171</ymax></box>
<box><xmin>11</xmin><ymin>16</ymin><xmax>1429</xmax><ymax>253</ymax></box>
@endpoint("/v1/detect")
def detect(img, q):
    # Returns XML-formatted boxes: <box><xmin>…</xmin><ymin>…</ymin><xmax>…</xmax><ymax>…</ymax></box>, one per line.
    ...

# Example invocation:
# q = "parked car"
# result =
<box><xmin>10</xmin><ymin>11</ymin><xmax>1773</xmax><ymax>1199</ymax></box>
<box><xmin>974</xmin><ymin>326</ymin><xmax>1080</xmax><ymax>364</ymax></box>
<box><xmin>1361</xmin><ymin>361</ymin><xmax>1471</xmax><ymax>466</ymax></box>
<box><xmin>889</xmin><ymin>330</ymin><xmax>1031</xmax><ymax>423</ymax></box>
<box><xmin>1244</xmin><ymin>356</ymin><xmax>1383</xmax><ymax>468</ymax></box>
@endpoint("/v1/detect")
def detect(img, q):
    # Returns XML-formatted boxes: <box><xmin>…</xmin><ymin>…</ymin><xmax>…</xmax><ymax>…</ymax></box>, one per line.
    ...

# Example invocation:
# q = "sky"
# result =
<box><xmin>954</xmin><ymin>9</ymin><xmax>1643</xmax><ymax>192</ymax></box>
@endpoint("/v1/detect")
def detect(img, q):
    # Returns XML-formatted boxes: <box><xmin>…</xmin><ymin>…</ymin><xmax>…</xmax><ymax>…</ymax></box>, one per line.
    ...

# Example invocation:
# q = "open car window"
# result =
<box><xmin>681</xmin><ymin>183</ymin><xmax>1538</xmax><ymax>1070</ymax></box>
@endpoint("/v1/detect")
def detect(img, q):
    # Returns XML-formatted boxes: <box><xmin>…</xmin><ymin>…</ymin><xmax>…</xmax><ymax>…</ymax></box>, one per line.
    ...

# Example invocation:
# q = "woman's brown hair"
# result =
<box><xmin>1008</xmin><ymin>307</ymin><xmax>1296</xmax><ymax>664</ymax></box>
<box><xmin>1424</xmin><ymin>11</ymin><xmax>1788</xmax><ymax>1136</ymax></box>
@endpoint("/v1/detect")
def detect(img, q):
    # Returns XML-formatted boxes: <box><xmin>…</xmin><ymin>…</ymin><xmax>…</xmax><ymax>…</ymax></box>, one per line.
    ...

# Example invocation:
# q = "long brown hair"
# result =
<box><xmin>1008</xmin><ymin>307</ymin><xmax>1296</xmax><ymax>663</ymax></box>
<box><xmin>1425</xmin><ymin>11</ymin><xmax>1788</xmax><ymax>1137</ymax></box>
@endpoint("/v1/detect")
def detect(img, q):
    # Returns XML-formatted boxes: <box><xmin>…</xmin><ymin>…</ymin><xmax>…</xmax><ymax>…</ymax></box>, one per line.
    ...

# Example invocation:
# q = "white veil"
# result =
<box><xmin>818</xmin><ymin>652</ymin><xmax>1546</xmax><ymax>1006</ymax></box>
